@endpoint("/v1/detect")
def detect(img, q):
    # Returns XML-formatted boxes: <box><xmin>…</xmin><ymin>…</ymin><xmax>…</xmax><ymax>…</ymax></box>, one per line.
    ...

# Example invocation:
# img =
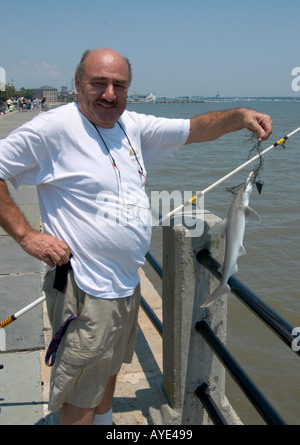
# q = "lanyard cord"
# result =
<box><xmin>92</xmin><ymin>122</ymin><xmax>147</xmax><ymax>186</ymax></box>
<box><xmin>92</xmin><ymin>123</ymin><xmax>121</xmax><ymax>180</ymax></box>
<box><xmin>117</xmin><ymin>122</ymin><xmax>147</xmax><ymax>185</ymax></box>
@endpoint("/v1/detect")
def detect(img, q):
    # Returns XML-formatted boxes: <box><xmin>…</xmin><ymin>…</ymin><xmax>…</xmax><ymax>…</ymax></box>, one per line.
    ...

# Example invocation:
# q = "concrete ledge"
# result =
<box><xmin>0</xmin><ymin>351</ymin><xmax>44</xmax><ymax>425</ymax></box>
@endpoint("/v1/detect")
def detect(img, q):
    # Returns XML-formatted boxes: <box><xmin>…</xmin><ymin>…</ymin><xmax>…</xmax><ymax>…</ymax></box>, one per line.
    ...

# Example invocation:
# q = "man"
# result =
<box><xmin>0</xmin><ymin>48</ymin><xmax>272</xmax><ymax>425</ymax></box>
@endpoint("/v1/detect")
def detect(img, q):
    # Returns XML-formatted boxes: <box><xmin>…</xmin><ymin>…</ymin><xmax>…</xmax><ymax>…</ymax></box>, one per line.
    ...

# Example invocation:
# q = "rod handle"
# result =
<box><xmin>0</xmin><ymin>316</ymin><xmax>16</xmax><ymax>328</ymax></box>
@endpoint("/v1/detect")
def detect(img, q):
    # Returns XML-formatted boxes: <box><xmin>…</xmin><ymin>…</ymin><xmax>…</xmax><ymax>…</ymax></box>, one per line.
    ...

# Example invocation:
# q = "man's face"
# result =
<box><xmin>76</xmin><ymin>50</ymin><xmax>130</xmax><ymax>128</ymax></box>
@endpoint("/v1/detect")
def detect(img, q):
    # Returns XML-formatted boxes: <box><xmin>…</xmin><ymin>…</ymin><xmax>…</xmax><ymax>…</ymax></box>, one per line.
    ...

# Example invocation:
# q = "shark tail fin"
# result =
<box><xmin>200</xmin><ymin>283</ymin><xmax>231</xmax><ymax>308</ymax></box>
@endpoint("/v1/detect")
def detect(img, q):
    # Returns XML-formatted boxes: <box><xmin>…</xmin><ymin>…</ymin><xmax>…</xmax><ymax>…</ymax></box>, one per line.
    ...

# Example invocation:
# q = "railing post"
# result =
<box><xmin>149</xmin><ymin>208</ymin><xmax>240</xmax><ymax>425</ymax></box>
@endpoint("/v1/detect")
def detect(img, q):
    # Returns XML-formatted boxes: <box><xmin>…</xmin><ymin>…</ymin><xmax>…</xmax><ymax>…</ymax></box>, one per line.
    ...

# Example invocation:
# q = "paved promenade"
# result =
<box><xmin>0</xmin><ymin>109</ymin><xmax>163</xmax><ymax>425</ymax></box>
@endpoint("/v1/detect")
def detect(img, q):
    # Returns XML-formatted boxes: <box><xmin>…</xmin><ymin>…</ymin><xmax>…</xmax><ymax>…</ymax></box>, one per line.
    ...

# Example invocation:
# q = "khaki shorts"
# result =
<box><xmin>43</xmin><ymin>269</ymin><xmax>140</xmax><ymax>411</ymax></box>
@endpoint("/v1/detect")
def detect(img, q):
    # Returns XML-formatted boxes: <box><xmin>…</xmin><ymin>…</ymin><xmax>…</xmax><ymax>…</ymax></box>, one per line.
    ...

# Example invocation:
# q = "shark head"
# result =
<box><xmin>241</xmin><ymin>171</ymin><xmax>255</xmax><ymax>205</ymax></box>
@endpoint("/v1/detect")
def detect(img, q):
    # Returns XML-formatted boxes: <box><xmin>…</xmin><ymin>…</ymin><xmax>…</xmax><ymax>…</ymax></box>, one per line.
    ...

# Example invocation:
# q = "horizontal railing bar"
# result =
<box><xmin>146</xmin><ymin>251</ymin><xmax>163</xmax><ymax>279</ymax></box>
<box><xmin>140</xmin><ymin>294</ymin><xmax>163</xmax><ymax>336</ymax></box>
<box><xmin>196</xmin><ymin>249</ymin><xmax>299</xmax><ymax>356</ymax></box>
<box><xmin>195</xmin><ymin>319</ymin><xmax>286</xmax><ymax>425</ymax></box>
<box><xmin>195</xmin><ymin>383</ymin><xmax>229</xmax><ymax>425</ymax></box>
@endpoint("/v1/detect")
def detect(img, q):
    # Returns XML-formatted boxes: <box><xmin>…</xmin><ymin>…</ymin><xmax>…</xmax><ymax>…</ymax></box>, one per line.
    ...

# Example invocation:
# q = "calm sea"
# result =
<box><xmin>127</xmin><ymin>100</ymin><xmax>300</xmax><ymax>425</ymax></box>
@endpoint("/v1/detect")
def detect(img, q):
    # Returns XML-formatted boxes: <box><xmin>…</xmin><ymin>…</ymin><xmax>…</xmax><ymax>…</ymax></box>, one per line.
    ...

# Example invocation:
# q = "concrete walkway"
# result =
<box><xmin>0</xmin><ymin>109</ymin><xmax>163</xmax><ymax>425</ymax></box>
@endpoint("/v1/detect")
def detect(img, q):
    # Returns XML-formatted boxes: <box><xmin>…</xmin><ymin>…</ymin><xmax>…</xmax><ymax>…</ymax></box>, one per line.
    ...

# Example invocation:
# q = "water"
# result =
<box><xmin>127</xmin><ymin>100</ymin><xmax>300</xmax><ymax>425</ymax></box>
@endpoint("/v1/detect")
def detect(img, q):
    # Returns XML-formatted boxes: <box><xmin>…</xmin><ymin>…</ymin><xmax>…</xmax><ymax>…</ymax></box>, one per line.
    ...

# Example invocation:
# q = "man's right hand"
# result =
<box><xmin>0</xmin><ymin>179</ymin><xmax>71</xmax><ymax>268</ymax></box>
<box><xmin>20</xmin><ymin>230</ymin><xmax>71</xmax><ymax>268</ymax></box>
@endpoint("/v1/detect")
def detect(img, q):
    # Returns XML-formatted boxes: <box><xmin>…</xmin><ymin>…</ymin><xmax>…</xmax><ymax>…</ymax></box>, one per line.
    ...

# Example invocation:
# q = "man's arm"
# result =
<box><xmin>0</xmin><ymin>179</ymin><xmax>70</xmax><ymax>267</ymax></box>
<box><xmin>185</xmin><ymin>107</ymin><xmax>272</xmax><ymax>144</ymax></box>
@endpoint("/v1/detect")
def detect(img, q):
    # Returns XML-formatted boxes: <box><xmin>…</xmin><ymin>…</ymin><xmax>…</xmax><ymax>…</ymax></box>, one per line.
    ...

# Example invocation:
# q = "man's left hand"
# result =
<box><xmin>242</xmin><ymin>109</ymin><xmax>272</xmax><ymax>141</ymax></box>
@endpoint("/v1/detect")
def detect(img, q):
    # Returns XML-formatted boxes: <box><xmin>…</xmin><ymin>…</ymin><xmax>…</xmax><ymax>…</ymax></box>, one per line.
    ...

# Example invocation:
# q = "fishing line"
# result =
<box><xmin>227</xmin><ymin>136</ymin><xmax>264</xmax><ymax>195</ymax></box>
<box><xmin>153</xmin><ymin>126</ymin><xmax>300</xmax><ymax>226</ymax></box>
<box><xmin>247</xmin><ymin>135</ymin><xmax>264</xmax><ymax>193</ymax></box>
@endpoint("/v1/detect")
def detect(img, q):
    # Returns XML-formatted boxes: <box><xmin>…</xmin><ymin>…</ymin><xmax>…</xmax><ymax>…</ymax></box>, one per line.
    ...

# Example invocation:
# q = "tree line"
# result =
<box><xmin>5</xmin><ymin>85</ymin><xmax>35</xmax><ymax>100</ymax></box>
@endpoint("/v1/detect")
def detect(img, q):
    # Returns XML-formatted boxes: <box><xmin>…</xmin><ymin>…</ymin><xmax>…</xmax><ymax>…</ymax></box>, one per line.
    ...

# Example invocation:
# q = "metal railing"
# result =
<box><xmin>142</xmin><ymin>246</ymin><xmax>298</xmax><ymax>425</ymax></box>
<box><xmin>140</xmin><ymin>252</ymin><xmax>163</xmax><ymax>336</ymax></box>
<box><xmin>145</xmin><ymin>251</ymin><xmax>162</xmax><ymax>279</ymax></box>
<box><xmin>197</xmin><ymin>249</ymin><xmax>299</xmax><ymax>354</ymax></box>
<box><xmin>195</xmin><ymin>320</ymin><xmax>286</xmax><ymax>425</ymax></box>
<box><xmin>195</xmin><ymin>383</ymin><xmax>229</xmax><ymax>425</ymax></box>
<box><xmin>195</xmin><ymin>248</ymin><xmax>299</xmax><ymax>425</ymax></box>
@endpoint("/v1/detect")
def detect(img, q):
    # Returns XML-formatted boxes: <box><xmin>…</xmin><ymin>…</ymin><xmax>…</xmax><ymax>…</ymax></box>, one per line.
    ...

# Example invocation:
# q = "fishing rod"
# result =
<box><xmin>153</xmin><ymin>126</ymin><xmax>300</xmax><ymax>226</ymax></box>
<box><xmin>0</xmin><ymin>295</ymin><xmax>45</xmax><ymax>351</ymax></box>
<box><xmin>0</xmin><ymin>295</ymin><xmax>45</xmax><ymax>329</ymax></box>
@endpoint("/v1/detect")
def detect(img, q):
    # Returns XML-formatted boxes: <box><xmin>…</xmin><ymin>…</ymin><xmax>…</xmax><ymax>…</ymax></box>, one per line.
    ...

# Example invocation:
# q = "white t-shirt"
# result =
<box><xmin>0</xmin><ymin>102</ymin><xmax>190</xmax><ymax>298</ymax></box>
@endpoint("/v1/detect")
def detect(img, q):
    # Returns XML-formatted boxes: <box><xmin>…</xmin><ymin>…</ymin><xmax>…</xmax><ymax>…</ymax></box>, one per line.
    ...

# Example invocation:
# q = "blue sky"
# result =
<box><xmin>1</xmin><ymin>0</ymin><xmax>299</xmax><ymax>97</ymax></box>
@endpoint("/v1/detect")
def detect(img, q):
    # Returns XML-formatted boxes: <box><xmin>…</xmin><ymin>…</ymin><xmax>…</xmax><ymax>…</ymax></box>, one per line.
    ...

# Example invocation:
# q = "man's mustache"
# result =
<box><xmin>95</xmin><ymin>100</ymin><xmax>118</xmax><ymax>107</ymax></box>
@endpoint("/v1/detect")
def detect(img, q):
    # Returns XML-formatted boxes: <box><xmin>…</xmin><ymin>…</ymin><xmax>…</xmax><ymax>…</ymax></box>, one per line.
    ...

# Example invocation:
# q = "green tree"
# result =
<box><xmin>25</xmin><ymin>89</ymin><xmax>35</xmax><ymax>99</ymax></box>
<box><xmin>19</xmin><ymin>87</ymin><xmax>26</xmax><ymax>97</ymax></box>
<box><xmin>18</xmin><ymin>87</ymin><xmax>35</xmax><ymax>99</ymax></box>
<box><xmin>5</xmin><ymin>84</ymin><xmax>16</xmax><ymax>99</ymax></box>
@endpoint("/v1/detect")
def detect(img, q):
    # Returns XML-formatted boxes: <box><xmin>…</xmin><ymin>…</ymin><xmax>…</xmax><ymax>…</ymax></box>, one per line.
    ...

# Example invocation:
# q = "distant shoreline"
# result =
<box><xmin>45</xmin><ymin>96</ymin><xmax>300</xmax><ymax>109</ymax></box>
<box><xmin>127</xmin><ymin>99</ymin><xmax>205</xmax><ymax>104</ymax></box>
<box><xmin>127</xmin><ymin>96</ymin><xmax>300</xmax><ymax>104</ymax></box>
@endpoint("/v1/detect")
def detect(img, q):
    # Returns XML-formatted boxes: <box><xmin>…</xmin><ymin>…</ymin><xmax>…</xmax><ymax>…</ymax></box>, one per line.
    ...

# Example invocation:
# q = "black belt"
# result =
<box><xmin>53</xmin><ymin>259</ymin><xmax>72</xmax><ymax>292</ymax></box>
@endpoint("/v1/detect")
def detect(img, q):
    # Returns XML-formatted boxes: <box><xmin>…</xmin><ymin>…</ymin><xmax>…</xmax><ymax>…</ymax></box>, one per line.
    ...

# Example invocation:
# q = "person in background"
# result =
<box><xmin>18</xmin><ymin>97</ymin><xmax>23</xmax><ymax>111</ymax></box>
<box><xmin>5</xmin><ymin>98</ymin><xmax>12</xmax><ymax>110</ymax></box>
<box><xmin>41</xmin><ymin>96</ymin><xmax>46</xmax><ymax>110</ymax></box>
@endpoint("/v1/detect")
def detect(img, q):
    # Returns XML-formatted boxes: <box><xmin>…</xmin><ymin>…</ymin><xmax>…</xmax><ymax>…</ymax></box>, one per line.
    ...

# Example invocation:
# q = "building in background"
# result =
<box><xmin>34</xmin><ymin>85</ymin><xmax>58</xmax><ymax>103</ymax></box>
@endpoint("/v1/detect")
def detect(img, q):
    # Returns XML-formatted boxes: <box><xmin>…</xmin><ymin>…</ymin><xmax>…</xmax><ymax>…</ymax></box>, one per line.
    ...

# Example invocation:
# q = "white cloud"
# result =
<box><xmin>10</xmin><ymin>60</ymin><xmax>60</xmax><ymax>88</ymax></box>
<box><xmin>34</xmin><ymin>62</ymin><xmax>59</xmax><ymax>79</ymax></box>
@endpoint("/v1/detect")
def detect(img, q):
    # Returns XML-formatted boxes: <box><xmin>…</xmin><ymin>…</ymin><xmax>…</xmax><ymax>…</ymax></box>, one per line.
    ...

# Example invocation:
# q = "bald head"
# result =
<box><xmin>76</xmin><ymin>48</ymin><xmax>132</xmax><ymax>86</ymax></box>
